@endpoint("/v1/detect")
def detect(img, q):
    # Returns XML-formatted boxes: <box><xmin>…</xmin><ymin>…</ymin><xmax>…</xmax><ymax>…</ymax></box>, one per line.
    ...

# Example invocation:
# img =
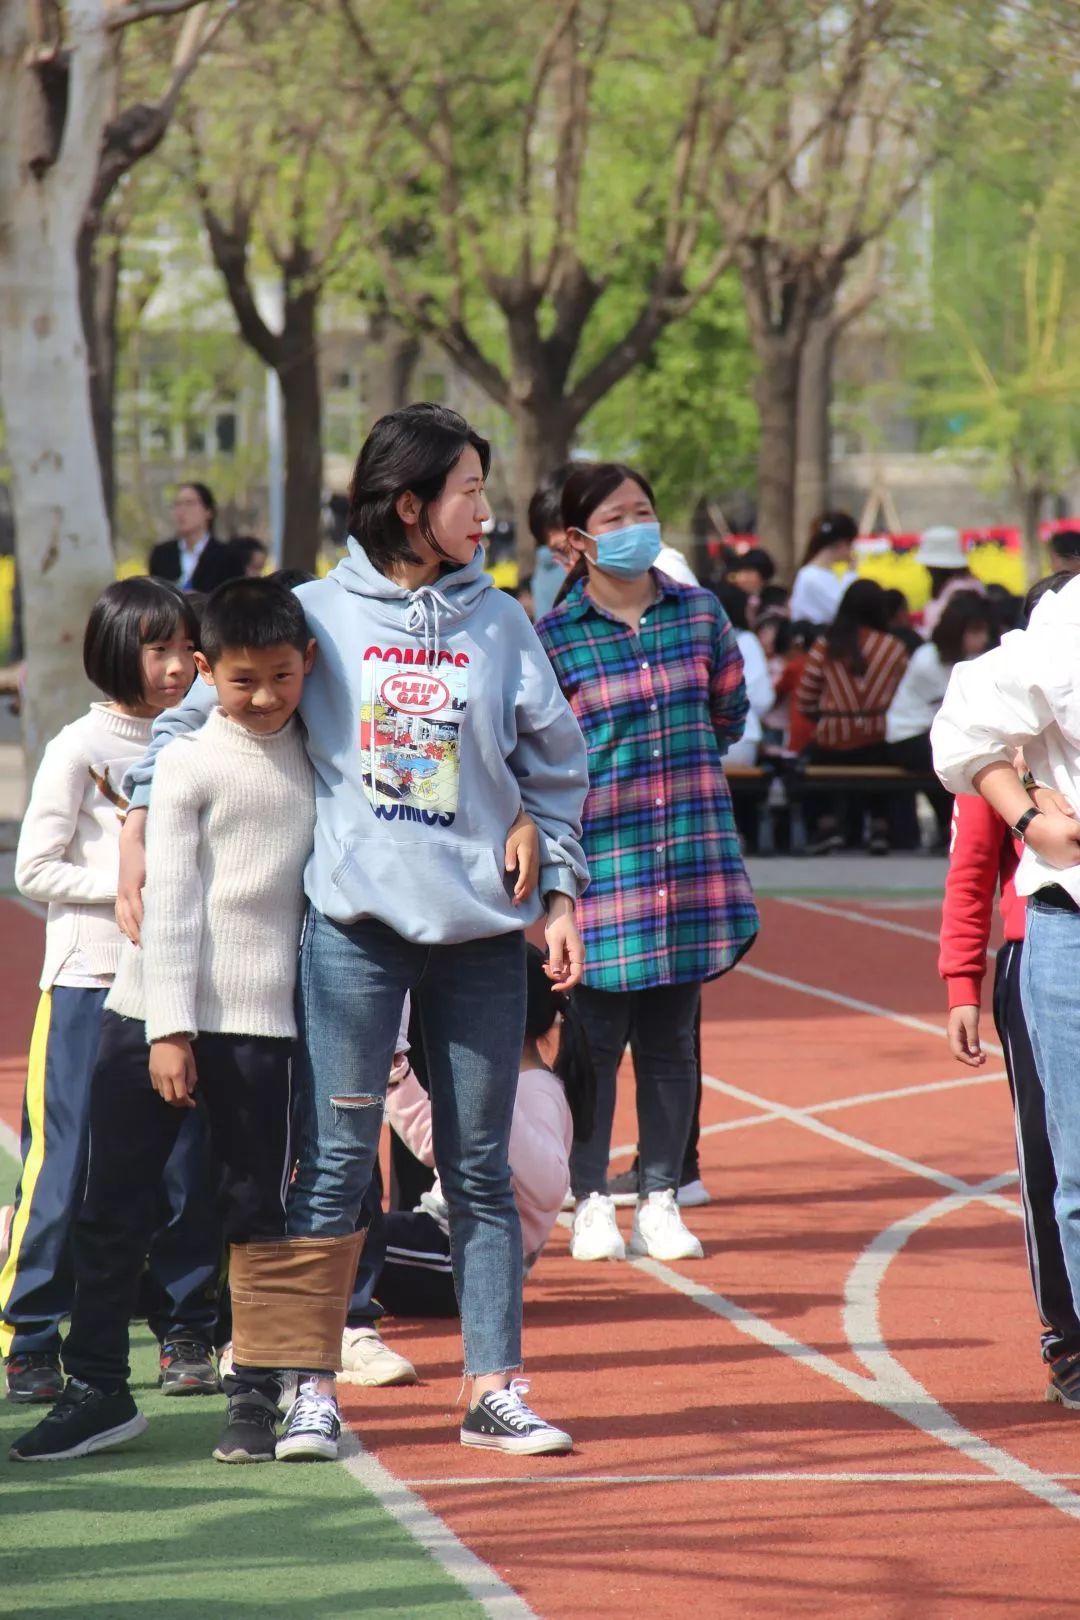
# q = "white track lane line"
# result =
<box><xmin>733</xmin><ymin>960</ymin><xmax>1004</xmax><ymax>1055</ymax></box>
<box><xmin>400</xmin><ymin>1470</ymin><xmax>1080</xmax><ymax>1488</ymax></box>
<box><xmin>842</xmin><ymin>1173</ymin><xmax>1080</xmax><ymax>1521</ymax></box>
<box><xmin>698</xmin><ymin>1070</ymin><xmax>1020</xmax><ymax>1208</ymax></box>
<box><xmin>776</xmin><ymin>895</ymin><xmax>993</xmax><ymax>955</ymax></box>
<box><xmin>609</xmin><ymin>1070</ymin><xmax>1007</xmax><ymax>1160</ymax></box>
<box><xmin>338</xmin><ymin>1431</ymin><xmax>539</xmax><ymax>1619</ymax></box>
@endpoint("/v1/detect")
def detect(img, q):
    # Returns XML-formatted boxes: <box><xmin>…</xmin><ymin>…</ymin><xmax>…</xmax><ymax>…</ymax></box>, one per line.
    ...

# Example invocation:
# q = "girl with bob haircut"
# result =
<box><xmin>113</xmin><ymin>403</ymin><xmax>591</xmax><ymax>1459</ymax></box>
<box><xmin>536</xmin><ymin>460</ymin><xmax>758</xmax><ymax>1269</ymax></box>
<box><xmin>2</xmin><ymin>578</ymin><xmax>219</xmax><ymax>1406</ymax></box>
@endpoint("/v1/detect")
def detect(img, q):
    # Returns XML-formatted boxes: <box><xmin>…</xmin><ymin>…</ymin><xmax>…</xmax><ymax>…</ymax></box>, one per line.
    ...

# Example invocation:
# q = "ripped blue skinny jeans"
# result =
<box><xmin>287</xmin><ymin>908</ymin><xmax>527</xmax><ymax>1376</ymax></box>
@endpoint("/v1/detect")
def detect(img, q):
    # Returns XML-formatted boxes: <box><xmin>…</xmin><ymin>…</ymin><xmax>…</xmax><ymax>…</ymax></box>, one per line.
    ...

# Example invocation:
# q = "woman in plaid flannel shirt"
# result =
<box><xmin>536</xmin><ymin>463</ymin><xmax>758</xmax><ymax>1265</ymax></box>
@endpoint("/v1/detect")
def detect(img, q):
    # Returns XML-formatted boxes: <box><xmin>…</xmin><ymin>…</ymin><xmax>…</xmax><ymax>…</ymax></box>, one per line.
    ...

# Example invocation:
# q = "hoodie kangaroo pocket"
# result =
<box><xmin>328</xmin><ymin>835</ymin><xmax>515</xmax><ymax>941</ymax></box>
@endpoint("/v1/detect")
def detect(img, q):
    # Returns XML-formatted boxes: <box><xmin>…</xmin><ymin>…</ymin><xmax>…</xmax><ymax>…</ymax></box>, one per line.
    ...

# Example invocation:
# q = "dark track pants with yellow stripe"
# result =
<box><xmin>0</xmin><ymin>987</ymin><xmax>221</xmax><ymax>1360</ymax></box>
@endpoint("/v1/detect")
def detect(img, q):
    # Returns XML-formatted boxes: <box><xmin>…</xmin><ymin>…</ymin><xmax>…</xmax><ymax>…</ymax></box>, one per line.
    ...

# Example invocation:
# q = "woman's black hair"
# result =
<box><xmin>83</xmin><ymin>577</ymin><xmax>199</xmax><ymax>708</ymax></box>
<box><xmin>1022</xmin><ymin>569</ymin><xmax>1073</xmax><ymax>626</ymax></box>
<box><xmin>823</xmin><ymin>578</ymin><xmax>889</xmax><ymax>675</ymax></box>
<box><xmin>199</xmin><ymin>577</ymin><xmax>310</xmax><ymax>666</ymax></box>
<box><xmin>711</xmin><ymin>581</ymin><xmax>750</xmax><ymax>631</ymax></box>
<box><xmin>757</xmin><ymin>610</ymin><xmax>794</xmax><ymax>657</ymax></box>
<box><xmin>1049</xmin><ymin>530</ymin><xmax>1080</xmax><ymax>561</ymax></box>
<box><xmin>758</xmin><ymin>582</ymin><xmax>791</xmax><ymax>612</ymax></box>
<box><xmin>524</xmin><ymin>945</ymin><xmax>597</xmax><ymax>1143</ymax></box>
<box><xmin>803</xmin><ymin>510</ymin><xmax>858</xmax><ymax>566</ymax></box>
<box><xmin>931</xmin><ymin>590</ymin><xmax>994</xmax><ymax>666</ymax></box>
<box><xmin>553</xmin><ymin>461</ymin><xmax>657</xmax><ymax>608</ymax></box>
<box><xmin>178</xmin><ymin>481</ymin><xmax>217</xmax><ymax>531</ymax></box>
<box><xmin>927</xmin><ymin>565</ymin><xmax>969</xmax><ymax>598</ymax></box>
<box><xmin>346</xmin><ymin>402</ymin><xmax>491</xmax><ymax>574</ymax></box>
<box><xmin>881</xmin><ymin>587</ymin><xmax>909</xmax><ymax>619</ymax></box>
<box><xmin>229</xmin><ymin>535</ymin><xmax>268</xmax><ymax>571</ymax></box>
<box><xmin>271</xmin><ymin>567</ymin><xmax>317</xmax><ymax>591</ymax></box>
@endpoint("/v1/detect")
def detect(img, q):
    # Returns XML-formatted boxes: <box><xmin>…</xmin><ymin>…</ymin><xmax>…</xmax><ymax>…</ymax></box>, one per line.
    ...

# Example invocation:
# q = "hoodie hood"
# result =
<box><xmin>330</xmin><ymin>537</ymin><xmax>492</xmax><ymax>666</ymax></box>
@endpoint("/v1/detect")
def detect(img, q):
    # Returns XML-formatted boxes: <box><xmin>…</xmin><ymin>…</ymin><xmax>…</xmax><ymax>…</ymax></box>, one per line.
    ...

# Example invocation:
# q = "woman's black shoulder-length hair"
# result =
<box><xmin>83</xmin><ymin>577</ymin><xmax>199</xmax><ymax>707</ymax></box>
<box><xmin>346</xmin><ymin>402</ymin><xmax>491</xmax><ymax>572</ymax></box>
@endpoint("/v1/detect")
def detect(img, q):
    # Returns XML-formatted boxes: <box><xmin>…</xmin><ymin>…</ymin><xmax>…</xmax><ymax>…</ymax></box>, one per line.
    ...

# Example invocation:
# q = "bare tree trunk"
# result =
<box><xmin>753</xmin><ymin>344</ymin><xmax>801</xmax><ymax>581</ymax></box>
<box><xmin>279</xmin><ymin>284</ymin><xmax>323</xmax><ymax>573</ymax></box>
<box><xmin>366</xmin><ymin>310</ymin><xmax>420</xmax><ymax>419</ymax></box>
<box><xmin>510</xmin><ymin>401</ymin><xmax>573</xmax><ymax>574</ymax></box>
<box><xmin>1018</xmin><ymin>478</ymin><xmax>1045</xmax><ymax>589</ymax></box>
<box><xmin>77</xmin><ymin>216</ymin><xmax>121</xmax><ymax>531</ymax></box>
<box><xmin>793</xmin><ymin>308</ymin><xmax>835</xmax><ymax>552</ymax></box>
<box><xmin>0</xmin><ymin>4</ymin><xmax>119</xmax><ymax>776</ymax></box>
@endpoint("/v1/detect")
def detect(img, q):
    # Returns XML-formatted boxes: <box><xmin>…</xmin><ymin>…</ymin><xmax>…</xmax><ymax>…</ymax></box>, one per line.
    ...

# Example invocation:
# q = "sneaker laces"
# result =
<box><xmin>577</xmin><ymin>1193</ymin><xmax>612</xmax><ymax>1230</ymax></box>
<box><xmin>287</xmin><ymin>1381</ymin><xmax>339</xmax><ymax>1438</ymax></box>
<box><xmin>161</xmin><ymin>1339</ymin><xmax>210</xmax><ymax>1365</ymax></box>
<box><xmin>483</xmin><ymin>1378</ymin><xmax>547</xmax><ymax>1433</ymax></box>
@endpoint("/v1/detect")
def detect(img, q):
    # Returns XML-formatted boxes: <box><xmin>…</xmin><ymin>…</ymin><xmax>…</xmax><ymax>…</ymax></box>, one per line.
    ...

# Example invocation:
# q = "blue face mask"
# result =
<box><xmin>586</xmin><ymin>520</ymin><xmax>662</xmax><ymax>579</ymax></box>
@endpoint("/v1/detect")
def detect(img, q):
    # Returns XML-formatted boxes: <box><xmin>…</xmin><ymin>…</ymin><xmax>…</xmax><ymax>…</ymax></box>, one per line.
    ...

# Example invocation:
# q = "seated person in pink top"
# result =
<box><xmin>375</xmin><ymin>947</ymin><xmax>596</xmax><ymax>1317</ymax></box>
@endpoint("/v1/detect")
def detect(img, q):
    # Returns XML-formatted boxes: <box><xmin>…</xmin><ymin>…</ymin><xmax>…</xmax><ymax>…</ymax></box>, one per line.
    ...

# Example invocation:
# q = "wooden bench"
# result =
<box><xmin>725</xmin><ymin>762</ymin><xmax>943</xmax><ymax>854</ymax></box>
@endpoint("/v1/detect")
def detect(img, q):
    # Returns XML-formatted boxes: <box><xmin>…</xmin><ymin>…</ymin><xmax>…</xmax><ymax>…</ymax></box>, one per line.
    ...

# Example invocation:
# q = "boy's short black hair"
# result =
<box><xmin>727</xmin><ymin>546</ymin><xmax>776</xmax><ymax>584</ymax></box>
<box><xmin>84</xmin><ymin>578</ymin><xmax>199</xmax><ymax>708</ymax></box>
<box><xmin>199</xmin><ymin>577</ymin><xmax>311</xmax><ymax>666</ymax></box>
<box><xmin>527</xmin><ymin>464</ymin><xmax>577</xmax><ymax>547</ymax></box>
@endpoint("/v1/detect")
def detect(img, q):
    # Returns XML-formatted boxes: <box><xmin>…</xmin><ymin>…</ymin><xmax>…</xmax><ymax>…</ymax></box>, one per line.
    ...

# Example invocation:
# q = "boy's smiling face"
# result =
<box><xmin>195</xmin><ymin>639</ymin><xmax>315</xmax><ymax>734</ymax></box>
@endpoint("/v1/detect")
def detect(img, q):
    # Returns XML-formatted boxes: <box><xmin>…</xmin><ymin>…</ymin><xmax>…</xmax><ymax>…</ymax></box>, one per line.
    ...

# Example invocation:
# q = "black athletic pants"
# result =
<box><xmin>993</xmin><ymin>939</ymin><xmax>1080</xmax><ymax>1361</ymax></box>
<box><xmin>64</xmin><ymin>1011</ymin><xmax>293</xmax><ymax>1394</ymax></box>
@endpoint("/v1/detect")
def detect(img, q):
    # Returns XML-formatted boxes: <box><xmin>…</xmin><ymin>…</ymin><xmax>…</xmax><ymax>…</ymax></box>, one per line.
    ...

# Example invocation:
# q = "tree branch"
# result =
<box><xmin>106</xmin><ymin>0</ymin><xmax>210</xmax><ymax>29</ymax></box>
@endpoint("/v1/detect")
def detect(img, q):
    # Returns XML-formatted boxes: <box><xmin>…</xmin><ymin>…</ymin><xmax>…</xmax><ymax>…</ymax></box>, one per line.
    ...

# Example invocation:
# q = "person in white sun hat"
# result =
<box><xmin>918</xmin><ymin>524</ymin><xmax>986</xmax><ymax>634</ymax></box>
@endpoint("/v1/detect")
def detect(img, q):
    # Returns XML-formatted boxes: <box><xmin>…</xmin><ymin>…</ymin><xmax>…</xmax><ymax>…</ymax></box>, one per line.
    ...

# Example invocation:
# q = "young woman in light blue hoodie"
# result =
<box><xmin>118</xmin><ymin>405</ymin><xmax>590</xmax><ymax>1458</ymax></box>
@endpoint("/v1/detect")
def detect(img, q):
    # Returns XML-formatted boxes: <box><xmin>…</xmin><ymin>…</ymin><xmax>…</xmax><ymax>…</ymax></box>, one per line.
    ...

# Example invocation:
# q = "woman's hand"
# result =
<box><xmin>1031</xmin><ymin>785</ymin><xmax>1078</xmax><ymax>820</ymax></box>
<box><xmin>1024</xmin><ymin>810</ymin><xmax>1080</xmax><ymax>869</ymax></box>
<box><xmin>947</xmin><ymin>1005</ymin><xmax>985</xmax><ymax>1068</ymax></box>
<box><xmin>544</xmin><ymin>893</ymin><xmax>584</xmax><ymax>990</ymax></box>
<box><xmin>116</xmin><ymin>808</ymin><xmax>148</xmax><ymax>944</ymax></box>
<box><xmin>149</xmin><ymin>1037</ymin><xmax>198</xmax><ymax>1109</ymax></box>
<box><xmin>505</xmin><ymin>809</ymin><xmax>540</xmax><ymax>905</ymax></box>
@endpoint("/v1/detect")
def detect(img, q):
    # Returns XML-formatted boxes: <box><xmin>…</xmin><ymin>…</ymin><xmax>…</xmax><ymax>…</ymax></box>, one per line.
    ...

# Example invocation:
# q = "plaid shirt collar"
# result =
<box><xmin>562</xmin><ymin>568</ymin><xmax>682</xmax><ymax>624</ymax></box>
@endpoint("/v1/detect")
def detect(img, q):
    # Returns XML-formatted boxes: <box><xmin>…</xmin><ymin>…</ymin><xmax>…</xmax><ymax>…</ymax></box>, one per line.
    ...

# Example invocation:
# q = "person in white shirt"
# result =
<box><xmin>712</xmin><ymin>583</ymin><xmax>775</xmax><ymax>766</ymax></box>
<box><xmin>789</xmin><ymin>511</ymin><xmax>859</xmax><ymax>626</ymax></box>
<box><xmin>917</xmin><ymin>525</ymin><xmax>987</xmax><ymax>634</ymax></box>
<box><xmin>931</xmin><ymin>570</ymin><xmax>1080</xmax><ymax>1372</ymax></box>
<box><xmin>887</xmin><ymin>591</ymin><xmax>994</xmax><ymax>845</ymax></box>
<box><xmin>1</xmin><ymin>580</ymin><xmax>219</xmax><ymax>1407</ymax></box>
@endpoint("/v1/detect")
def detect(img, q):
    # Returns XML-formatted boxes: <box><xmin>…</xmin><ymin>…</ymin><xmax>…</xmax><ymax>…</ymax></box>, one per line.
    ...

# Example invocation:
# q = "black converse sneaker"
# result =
<box><xmin>276</xmin><ymin>1379</ymin><xmax>342</xmax><ymax>1462</ymax></box>
<box><xmin>213</xmin><ymin>1388</ymin><xmax>281</xmax><ymax>1464</ymax></box>
<box><xmin>460</xmin><ymin>1379</ymin><xmax>572</xmax><ymax>1455</ymax></box>
<box><xmin>9</xmin><ymin>1379</ymin><xmax>147</xmax><ymax>1462</ymax></box>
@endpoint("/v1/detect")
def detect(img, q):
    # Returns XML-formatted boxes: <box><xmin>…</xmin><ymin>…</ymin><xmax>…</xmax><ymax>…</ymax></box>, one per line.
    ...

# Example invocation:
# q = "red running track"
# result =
<box><xmin>2</xmin><ymin>892</ymin><xmax>1077</xmax><ymax>1618</ymax></box>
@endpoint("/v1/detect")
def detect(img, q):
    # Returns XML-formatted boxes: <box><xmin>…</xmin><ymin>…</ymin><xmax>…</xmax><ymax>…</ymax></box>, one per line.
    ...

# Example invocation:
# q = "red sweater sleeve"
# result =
<box><xmin>939</xmin><ymin>794</ymin><xmax>1006</xmax><ymax>1009</ymax></box>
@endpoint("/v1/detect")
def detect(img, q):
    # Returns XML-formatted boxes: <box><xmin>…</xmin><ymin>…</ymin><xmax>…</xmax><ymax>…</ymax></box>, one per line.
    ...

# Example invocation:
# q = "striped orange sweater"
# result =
<box><xmin>796</xmin><ymin>629</ymin><xmax>908</xmax><ymax>751</ymax></box>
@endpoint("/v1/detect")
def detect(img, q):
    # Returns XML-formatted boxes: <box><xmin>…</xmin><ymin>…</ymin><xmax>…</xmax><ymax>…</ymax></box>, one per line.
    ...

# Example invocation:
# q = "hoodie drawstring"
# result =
<box><xmin>405</xmin><ymin>584</ymin><xmax>455</xmax><ymax>670</ymax></box>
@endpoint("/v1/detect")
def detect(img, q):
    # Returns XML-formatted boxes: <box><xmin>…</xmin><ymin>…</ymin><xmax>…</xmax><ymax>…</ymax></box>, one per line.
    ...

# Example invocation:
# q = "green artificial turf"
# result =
<box><xmin>0</xmin><ymin>1149</ymin><xmax>484</xmax><ymax>1620</ymax></box>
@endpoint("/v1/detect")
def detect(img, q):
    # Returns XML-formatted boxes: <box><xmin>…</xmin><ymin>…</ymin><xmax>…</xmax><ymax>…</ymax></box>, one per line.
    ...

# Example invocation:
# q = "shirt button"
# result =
<box><xmin>655</xmin><ymin>844</ymin><xmax>663</xmax><ymax>853</ymax></box>
<box><xmin>659</xmin><ymin>887</ymin><xmax>666</xmax><ymax>897</ymax></box>
<box><xmin>650</xmin><ymin>703</ymin><xmax>658</xmax><ymax>712</ymax></box>
<box><xmin>655</xmin><ymin>797</ymin><xmax>663</xmax><ymax>807</ymax></box>
<box><xmin>641</xmin><ymin>661</ymin><xmax>649</xmax><ymax>670</ymax></box>
<box><xmin>653</xmin><ymin>748</ymin><xmax>660</xmax><ymax>758</ymax></box>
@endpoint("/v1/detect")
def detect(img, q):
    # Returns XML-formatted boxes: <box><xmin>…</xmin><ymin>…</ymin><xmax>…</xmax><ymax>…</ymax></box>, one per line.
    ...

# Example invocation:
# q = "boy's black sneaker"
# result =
<box><xmin>607</xmin><ymin>1166</ymin><xmax>639</xmax><ymax>1208</ymax></box>
<box><xmin>5</xmin><ymin>1351</ymin><xmax>64</xmax><ymax>1404</ymax></box>
<box><xmin>159</xmin><ymin>1340</ymin><xmax>219</xmax><ymax>1396</ymax></box>
<box><xmin>9</xmin><ymin>1380</ymin><xmax>147</xmax><ymax>1462</ymax></box>
<box><xmin>213</xmin><ymin>1389</ymin><xmax>280</xmax><ymax>1463</ymax></box>
<box><xmin>1047</xmin><ymin>1351</ymin><xmax>1080</xmax><ymax>1409</ymax></box>
<box><xmin>460</xmin><ymin>1379</ymin><xmax>572</xmax><ymax>1455</ymax></box>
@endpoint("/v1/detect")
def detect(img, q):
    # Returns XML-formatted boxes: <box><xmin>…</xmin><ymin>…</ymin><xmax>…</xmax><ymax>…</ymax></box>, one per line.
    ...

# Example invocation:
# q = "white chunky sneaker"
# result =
<box><xmin>339</xmin><ymin>1327</ymin><xmax>418</xmax><ymax>1387</ymax></box>
<box><xmin>275</xmin><ymin>1379</ymin><xmax>341</xmax><ymax>1462</ymax></box>
<box><xmin>460</xmin><ymin>1379</ymin><xmax>572</xmax><ymax>1455</ymax></box>
<box><xmin>570</xmin><ymin>1192</ymin><xmax>625</xmax><ymax>1262</ymax></box>
<box><xmin>629</xmin><ymin>1189</ymin><xmax>705</xmax><ymax>1261</ymax></box>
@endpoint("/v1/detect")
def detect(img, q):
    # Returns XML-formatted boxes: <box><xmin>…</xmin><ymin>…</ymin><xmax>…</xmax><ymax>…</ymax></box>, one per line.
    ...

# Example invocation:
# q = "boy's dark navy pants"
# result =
<box><xmin>63</xmin><ymin>1009</ymin><xmax>293</xmax><ymax>1393</ymax></box>
<box><xmin>0</xmin><ymin>987</ymin><xmax>219</xmax><ymax>1360</ymax></box>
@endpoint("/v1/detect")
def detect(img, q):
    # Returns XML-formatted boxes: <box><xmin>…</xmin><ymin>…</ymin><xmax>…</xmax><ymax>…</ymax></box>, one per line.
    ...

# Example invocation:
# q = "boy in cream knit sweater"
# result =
<box><xmin>12</xmin><ymin>579</ymin><xmax>362</xmax><ymax>1467</ymax></box>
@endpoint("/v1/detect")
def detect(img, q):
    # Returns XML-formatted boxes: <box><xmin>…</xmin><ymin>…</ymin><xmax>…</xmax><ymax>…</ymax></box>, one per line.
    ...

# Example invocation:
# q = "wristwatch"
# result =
<box><xmin>1011</xmin><ymin>807</ymin><xmax>1042</xmax><ymax>843</ymax></box>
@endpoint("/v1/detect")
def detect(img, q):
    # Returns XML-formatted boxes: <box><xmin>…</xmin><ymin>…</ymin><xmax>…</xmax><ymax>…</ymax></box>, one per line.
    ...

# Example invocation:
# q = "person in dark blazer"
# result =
<box><xmin>148</xmin><ymin>483</ymin><xmax>247</xmax><ymax>594</ymax></box>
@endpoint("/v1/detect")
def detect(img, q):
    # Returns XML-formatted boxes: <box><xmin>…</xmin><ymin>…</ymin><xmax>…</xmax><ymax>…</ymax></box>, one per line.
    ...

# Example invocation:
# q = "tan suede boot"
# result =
<box><xmin>229</xmin><ymin>1231</ymin><xmax>364</xmax><ymax>1373</ymax></box>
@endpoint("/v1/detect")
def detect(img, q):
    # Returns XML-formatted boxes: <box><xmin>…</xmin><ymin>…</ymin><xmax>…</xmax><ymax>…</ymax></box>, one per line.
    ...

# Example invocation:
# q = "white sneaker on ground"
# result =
<box><xmin>570</xmin><ymin>1192</ymin><xmax>625</xmax><ymax>1262</ymax></box>
<box><xmin>629</xmin><ymin>1189</ymin><xmax>705</xmax><ymax>1261</ymax></box>
<box><xmin>677</xmin><ymin>1177</ymin><xmax>712</xmax><ymax>1208</ymax></box>
<box><xmin>275</xmin><ymin>1379</ymin><xmax>341</xmax><ymax>1462</ymax></box>
<box><xmin>339</xmin><ymin>1326</ymin><xmax>418</xmax><ymax>1387</ymax></box>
